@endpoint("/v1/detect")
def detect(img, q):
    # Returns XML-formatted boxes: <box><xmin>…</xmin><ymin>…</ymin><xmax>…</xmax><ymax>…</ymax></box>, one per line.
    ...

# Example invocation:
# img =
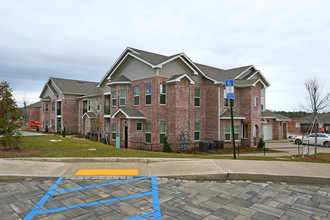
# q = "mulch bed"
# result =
<box><xmin>0</xmin><ymin>146</ymin><xmax>40</xmax><ymax>157</ymax></box>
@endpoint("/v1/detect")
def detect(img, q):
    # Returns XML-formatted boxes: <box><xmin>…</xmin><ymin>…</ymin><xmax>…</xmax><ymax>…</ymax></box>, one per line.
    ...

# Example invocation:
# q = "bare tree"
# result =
<box><xmin>303</xmin><ymin>76</ymin><xmax>330</xmax><ymax>158</ymax></box>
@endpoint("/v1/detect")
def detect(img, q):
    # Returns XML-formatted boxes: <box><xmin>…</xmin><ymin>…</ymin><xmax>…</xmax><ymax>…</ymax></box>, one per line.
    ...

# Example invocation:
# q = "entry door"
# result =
<box><xmin>124</xmin><ymin>126</ymin><xmax>128</xmax><ymax>149</ymax></box>
<box><xmin>57</xmin><ymin>119</ymin><xmax>61</xmax><ymax>133</ymax></box>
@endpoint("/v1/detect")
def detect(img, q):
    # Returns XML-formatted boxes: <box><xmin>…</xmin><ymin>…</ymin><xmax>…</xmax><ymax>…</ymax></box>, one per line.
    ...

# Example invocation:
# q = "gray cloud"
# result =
<box><xmin>0</xmin><ymin>0</ymin><xmax>329</xmax><ymax>111</ymax></box>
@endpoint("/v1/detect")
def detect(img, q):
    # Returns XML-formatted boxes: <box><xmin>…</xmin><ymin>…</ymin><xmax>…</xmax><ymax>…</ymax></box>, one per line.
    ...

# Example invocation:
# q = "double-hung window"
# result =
<box><xmin>137</xmin><ymin>122</ymin><xmax>142</xmax><ymax>131</ymax></box>
<box><xmin>225</xmin><ymin>125</ymin><xmax>239</xmax><ymax>141</ymax></box>
<box><xmin>112</xmin><ymin>125</ymin><xmax>116</xmax><ymax>140</ymax></box>
<box><xmin>45</xmin><ymin>103</ymin><xmax>49</xmax><ymax>112</ymax></box>
<box><xmin>254</xmin><ymin>97</ymin><xmax>258</xmax><ymax>107</ymax></box>
<box><xmin>112</xmin><ymin>91</ymin><xmax>117</xmax><ymax>106</ymax></box>
<box><xmin>134</xmin><ymin>86</ymin><xmax>140</xmax><ymax>105</ymax></box>
<box><xmin>52</xmin><ymin>102</ymin><xmax>55</xmax><ymax>111</ymax></box>
<box><xmin>261</xmin><ymin>97</ymin><xmax>264</xmax><ymax>111</ymax></box>
<box><xmin>160</xmin><ymin>123</ymin><xmax>166</xmax><ymax>143</ymax></box>
<box><xmin>145</xmin><ymin>123</ymin><xmax>151</xmax><ymax>143</ymax></box>
<box><xmin>194</xmin><ymin>122</ymin><xmax>200</xmax><ymax>141</ymax></box>
<box><xmin>194</xmin><ymin>88</ymin><xmax>200</xmax><ymax>106</ymax></box>
<box><xmin>120</xmin><ymin>90</ymin><xmax>126</xmax><ymax>106</ymax></box>
<box><xmin>87</xmin><ymin>100</ymin><xmax>91</xmax><ymax>111</ymax></box>
<box><xmin>160</xmin><ymin>84</ymin><xmax>166</xmax><ymax>105</ymax></box>
<box><xmin>145</xmin><ymin>84</ymin><xmax>151</xmax><ymax>105</ymax></box>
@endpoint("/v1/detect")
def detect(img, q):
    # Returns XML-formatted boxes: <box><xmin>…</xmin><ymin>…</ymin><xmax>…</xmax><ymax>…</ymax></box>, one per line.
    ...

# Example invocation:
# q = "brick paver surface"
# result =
<box><xmin>0</xmin><ymin>177</ymin><xmax>329</xmax><ymax>219</ymax></box>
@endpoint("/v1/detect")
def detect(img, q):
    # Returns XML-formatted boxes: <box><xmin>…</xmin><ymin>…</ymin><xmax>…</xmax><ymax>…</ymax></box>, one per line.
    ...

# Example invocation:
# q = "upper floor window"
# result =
<box><xmin>145</xmin><ymin>84</ymin><xmax>151</xmax><ymax>105</ymax></box>
<box><xmin>160</xmin><ymin>84</ymin><xmax>166</xmax><ymax>105</ymax></box>
<box><xmin>134</xmin><ymin>86</ymin><xmax>140</xmax><ymax>106</ymax></box>
<box><xmin>51</xmin><ymin>102</ymin><xmax>55</xmax><ymax>111</ymax></box>
<box><xmin>194</xmin><ymin>88</ymin><xmax>200</xmax><ymax>106</ymax></box>
<box><xmin>45</xmin><ymin>103</ymin><xmax>49</xmax><ymax>112</ymax></box>
<box><xmin>254</xmin><ymin>97</ymin><xmax>258</xmax><ymax>107</ymax></box>
<box><xmin>112</xmin><ymin>91</ymin><xmax>117</xmax><ymax>106</ymax></box>
<box><xmin>120</xmin><ymin>90</ymin><xmax>126</xmax><ymax>106</ymax></box>
<box><xmin>261</xmin><ymin>97</ymin><xmax>264</xmax><ymax>111</ymax></box>
<box><xmin>87</xmin><ymin>100</ymin><xmax>91</xmax><ymax>111</ymax></box>
<box><xmin>137</xmin><ymin>122</ymin><xmax>142</xmax><ymax>131</ymax></box>
<box><xmin>96</xmin><ymin>98</ymin><xmax>100</xmax><ymax>111</ymax></box>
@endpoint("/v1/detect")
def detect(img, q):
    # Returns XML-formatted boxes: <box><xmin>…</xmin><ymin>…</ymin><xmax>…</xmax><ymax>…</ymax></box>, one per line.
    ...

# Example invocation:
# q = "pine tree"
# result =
<box><xmin>0</xmin><ymin>81</ymin><xmax>21</xmax><ymax>149</ymax></box>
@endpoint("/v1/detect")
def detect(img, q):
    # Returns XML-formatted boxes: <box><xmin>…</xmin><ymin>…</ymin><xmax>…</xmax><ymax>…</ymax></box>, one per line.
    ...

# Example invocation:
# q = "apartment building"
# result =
<box><xmin>33</xmin><ymin>47</ymin><xmax>289</xmax><ymax>149</ymax></box>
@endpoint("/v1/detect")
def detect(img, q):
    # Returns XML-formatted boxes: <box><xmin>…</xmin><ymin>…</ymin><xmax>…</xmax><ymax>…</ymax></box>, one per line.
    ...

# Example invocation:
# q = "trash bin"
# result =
<box><xmin>199</xmin><ymin>141</ymin><xmax>207</xmax><ymax>151</ymax></box>
<box><xmin>206</xmin><ymin>141</ymin><xmax>214</xmax><ymax>150</ymax></box>
<box><xmin>213</xmin><ymin>140</ymin><xmax>224</xmax><ymax>149</ymax></box>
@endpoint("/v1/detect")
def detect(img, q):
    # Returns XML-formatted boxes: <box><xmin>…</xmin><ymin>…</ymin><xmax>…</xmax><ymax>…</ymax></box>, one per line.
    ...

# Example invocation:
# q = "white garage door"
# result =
<box><xmin>263</xmin><ymin>124</ymin><xmax>273</xmax><ymax>140</ymax></box>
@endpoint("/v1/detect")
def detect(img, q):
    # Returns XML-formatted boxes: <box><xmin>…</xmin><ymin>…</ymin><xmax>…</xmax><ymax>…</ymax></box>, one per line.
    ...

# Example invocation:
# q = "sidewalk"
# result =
<box><xmin>1</xmin><ymin>157</ymin><xmax>330</xmax><ymax>184</ymax></box>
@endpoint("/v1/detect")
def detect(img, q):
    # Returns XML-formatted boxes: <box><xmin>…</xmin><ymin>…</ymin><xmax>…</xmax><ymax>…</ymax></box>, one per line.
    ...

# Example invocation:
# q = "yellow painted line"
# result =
<box><xmin>74</xmin><ymin>169</ymin><xmax>139</xmax><ymax>176</ymax></box>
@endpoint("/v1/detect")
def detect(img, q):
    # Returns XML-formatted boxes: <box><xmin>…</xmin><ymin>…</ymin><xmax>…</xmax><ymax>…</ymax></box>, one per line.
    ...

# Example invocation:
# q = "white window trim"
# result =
<box><xmin>145</xmin><ymin>123</ymin><xmax>151</xmax><ymax>143</ymax></box>
<box><xmin>160</xmin><ymin>122</ymin><xmax>166</xmax><ymax>143</ymax></box>
<box><xmin>145</xmin><ymin>84</ymin><xmax>151</xmax><ymax>105</ymax></box>
<box><xmin>134</xmin><ymin>86</ymin><xmax>140</xmax><ymax>106</ymax></box>
<box><xmin>194</xmin><ymin>88</ymin><xmax>200</xmax><ymax>107</ymax></box>
<box><xmin>112</xmin><ymin>91</ymin><xmax>117</xmax><ymax>106</ymax></box>
<box><xmin>160</xmin><ymin>84</ymin><xmax>166</xmax><ymax>105</ymax></box>
<box><xmin>119</xmin><ymin>90</ymin><xmax>126</xmax><ymax>106</ymax></box>
<box><xmin>194</xmin><ymin>122</ymin><xmax>200</xmax><ymax>141</ymax></box>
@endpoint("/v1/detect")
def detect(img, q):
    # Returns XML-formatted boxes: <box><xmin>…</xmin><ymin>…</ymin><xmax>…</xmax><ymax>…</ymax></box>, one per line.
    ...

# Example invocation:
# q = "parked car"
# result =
<box><xmin>294</xmin><ymin>133</ymin><xmax>330</xmax><ymax>147</ymax></box>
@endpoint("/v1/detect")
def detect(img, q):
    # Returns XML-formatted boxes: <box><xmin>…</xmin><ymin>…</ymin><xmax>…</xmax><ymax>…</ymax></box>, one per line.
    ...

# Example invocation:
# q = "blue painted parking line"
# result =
<box><xmin>24</xmin><ymin>176</ymin><xmax>161</xmax><ymax>220</ymax></box>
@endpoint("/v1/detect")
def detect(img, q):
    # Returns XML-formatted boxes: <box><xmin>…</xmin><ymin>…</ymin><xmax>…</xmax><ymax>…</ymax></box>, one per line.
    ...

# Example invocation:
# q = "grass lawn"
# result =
<box><xmin>1</xmin><ymin>135</ymin><xmax>329</xmax><ymax>163</ymax></box>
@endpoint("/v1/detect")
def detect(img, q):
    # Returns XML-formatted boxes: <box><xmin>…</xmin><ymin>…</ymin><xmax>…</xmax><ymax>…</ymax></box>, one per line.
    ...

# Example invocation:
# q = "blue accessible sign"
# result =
<box><xmin>225</xmin><ymin>80</ymin><xmax>235</xmax><ymax>99</ymax></box>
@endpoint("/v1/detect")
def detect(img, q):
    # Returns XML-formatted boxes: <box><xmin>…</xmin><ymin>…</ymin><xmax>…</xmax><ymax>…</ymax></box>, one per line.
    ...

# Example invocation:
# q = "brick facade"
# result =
<box><xmin>33</xmin><ymin>47</ymin><xmax>288</xmax><ymax>150</ymax></box>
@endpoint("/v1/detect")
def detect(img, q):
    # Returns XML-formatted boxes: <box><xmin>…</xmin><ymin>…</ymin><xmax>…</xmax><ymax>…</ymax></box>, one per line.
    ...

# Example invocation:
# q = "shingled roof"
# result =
<box><xmin>27</xmin><ymin>101</ymin><xmax>42</xmax><ymax>108</ymax></box>
<box><xmin>50</xmin><ymin>78</ymin><xmax>99</xmax><ymax>95</ymax></box>
<box><xmin>261</xmin><ymin>110</ymin><xmax>291</xmax><ymax>121</ymax></box>
<box><xmin>220</xmin><ymin>110</ymin><xmax>246</xmax><ymax>119</ymax></box>
<box><xmin>112</xmin><ymin>108</ymin><xmax>146</xmax><ymax>119</ymax></box>
<box><xmin>295</xmin><ymin>113</ymin><xmax>330</xmax><ymax>123</ymax></box>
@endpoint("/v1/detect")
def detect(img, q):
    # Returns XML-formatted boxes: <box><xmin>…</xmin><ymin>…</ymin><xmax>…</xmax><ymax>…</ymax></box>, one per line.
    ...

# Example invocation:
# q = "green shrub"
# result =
<box><xmin>257</xmin><ymin>138</ymin><xmax>265</xmax><ymax>149</ymax></box>
<box><xmin>162</xmin><ymin>136</ymin><xmax>172</xmax><ymax>153</ymax></box>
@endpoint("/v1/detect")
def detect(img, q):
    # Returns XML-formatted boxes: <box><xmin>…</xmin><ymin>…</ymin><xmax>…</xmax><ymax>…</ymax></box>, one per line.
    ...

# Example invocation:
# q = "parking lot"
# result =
<box><xmin>1</xmin><ymin>176</ymin><xmax>329</xmax><ymax>220</ymax></box>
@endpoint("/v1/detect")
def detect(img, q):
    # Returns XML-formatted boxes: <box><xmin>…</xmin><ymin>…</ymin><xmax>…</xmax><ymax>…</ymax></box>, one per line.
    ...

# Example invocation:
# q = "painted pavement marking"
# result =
<box><xmin>24</xmin><ymin>176</ymin><xmax>161</xmax><ymax>220</ymax></box>
<box><xmin>74</xmin><ymin>169</ymin><xmax>139</xmax><ymax>176</ymax></box>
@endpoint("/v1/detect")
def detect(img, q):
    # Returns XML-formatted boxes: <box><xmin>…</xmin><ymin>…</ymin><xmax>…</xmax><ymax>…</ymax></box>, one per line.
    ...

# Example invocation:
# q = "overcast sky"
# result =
<box><xmin>1</xmin><ymin>0</ymin><xmax>329</xmax><ymax>111</ymax></box>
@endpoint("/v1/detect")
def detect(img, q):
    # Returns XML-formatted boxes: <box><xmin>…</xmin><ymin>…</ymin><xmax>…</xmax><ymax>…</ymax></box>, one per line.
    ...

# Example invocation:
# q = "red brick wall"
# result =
<box><xmin>61</xmin><ymin>99</ymin><xmax>79</xmax><ymax>134</ymax></box>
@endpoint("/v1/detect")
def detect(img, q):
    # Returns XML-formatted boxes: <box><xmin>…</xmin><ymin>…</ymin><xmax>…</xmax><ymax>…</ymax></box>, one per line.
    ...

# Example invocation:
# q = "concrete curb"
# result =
<box><xmin>1</xmin><ymin>173</ymin><xmax>329</xmax><ymax>185</ymax></box>
<box><xmin>7</xmin><ymin>157</ymin><xmax>199</xmax><ymax>163</ymax></box>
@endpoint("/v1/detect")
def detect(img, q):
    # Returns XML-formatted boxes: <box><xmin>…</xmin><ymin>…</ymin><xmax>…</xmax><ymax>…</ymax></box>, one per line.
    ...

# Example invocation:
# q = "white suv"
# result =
<box><xmin>294</xmin><ymin>133</ymin><xmax>330</xmax><ymax>147</ymax></box>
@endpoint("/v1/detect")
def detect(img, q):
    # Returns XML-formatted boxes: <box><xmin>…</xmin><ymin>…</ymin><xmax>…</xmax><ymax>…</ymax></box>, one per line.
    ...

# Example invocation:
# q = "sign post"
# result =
<box><xmin>225</xmin><ymin>80</ymin><xmax>236</xmax><ymax>159</ymax></box>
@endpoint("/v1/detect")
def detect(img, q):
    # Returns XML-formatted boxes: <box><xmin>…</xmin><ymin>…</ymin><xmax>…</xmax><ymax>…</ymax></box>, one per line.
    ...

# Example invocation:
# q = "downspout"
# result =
<box><xmin>218</xmin><ymin>86</ymin><xmax>221</xmax><ymax>140</ymax></box>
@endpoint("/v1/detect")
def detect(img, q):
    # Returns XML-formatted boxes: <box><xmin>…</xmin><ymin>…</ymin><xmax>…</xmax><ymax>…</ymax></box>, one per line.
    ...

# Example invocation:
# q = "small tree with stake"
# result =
<box><xmin>303</xmin><ymin>76</ymin><xmax>330</xmax><ymax>158</ymax></box>
<box><xmin>0</xmin><ymin>81</ymin><xmax>21</xmax><ymax>150</ymax></box>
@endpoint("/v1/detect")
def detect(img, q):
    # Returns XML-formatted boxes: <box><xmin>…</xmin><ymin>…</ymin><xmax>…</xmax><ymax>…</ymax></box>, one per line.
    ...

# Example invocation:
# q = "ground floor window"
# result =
<box><xmin>194</xmin><ymin>122</ymin><xmax>200</xmax><ymax>140</ymax></box>
<box><xmin>160</xmin><ymin>122</ymin><xmax>166</xmax><ymax>143</ymax></box>
<box><xmin>51</xmin><ymin>119</ymin><xmax>55</xmax><ymax>129</ymax></box>
<box><xmin>234</xmin><ymin>125</ymin><xmax>239</xmax><ymax>141</ymax></box>
<box><xmin>225</xmin><ymin>125</ymin><xmax>239</xmax><ymax>141</ymax></box>
<box><xmin>145</xmin><ymin>123</ymin><xmax>151</xmax><ymax>143</ymax></box>
<box><xmin>112</xmin><ymin>125</ymin><xmax>116</xmax><ymax>140</ymax></box>
<box><xmin>225</xmin><ymin>125</ymin><xmax>231</xmax><ymax>141</ymax></box>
